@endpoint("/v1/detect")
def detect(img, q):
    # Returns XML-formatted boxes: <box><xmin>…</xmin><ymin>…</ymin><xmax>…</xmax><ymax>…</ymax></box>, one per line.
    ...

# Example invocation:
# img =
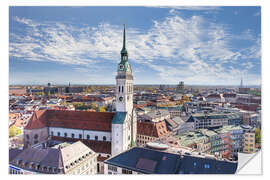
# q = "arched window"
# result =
<box><xmin>57</xmin><ymin>132</ymin><xmax>61</xmax><ymax>136</ymax></box>
<box><xmin>71</xmin><ymin>133</ymin><xmax>75</xmax><ymax>138</ymax></box>
<box><xmin>87</xmin><ymin>135</ymin><xmax>90</xmax><ymax>139</ymax></box>
<box><xmin>64</xmin><ymin>133</ymin><xmax>67</xmax><ymax>137</ymax></box>
<box><xmin>51</xmin><ymin>132</ymin><xmax>54</xmax><ymax>136</ymax></box>
<box><xmin>122</xmin><ymin>86</ymin><xmax>124</xmax><ymax>93</ymax></box>
<box><xmin>79</xmin><ymin>134</ymin><xmax>82</xmax><ymax>139</ymax></box>
<box><xmin>95</xmin><ymin>136</ymin><xmax>98</xmax><ymax>141</ymax></box>
<box><xmin>103</xmin><ymin>136</ymin><xmax>106</xmax><ymax>141</ymax></box>
<box><xmin>26</xmin><ymin>134</ymin><xmax>29</xmax><ymax>139</ymax></box>
<box><xmin>34</xmin><ymin>134</ymin><xmax>38</xmax><ymax>139</ymax></box>
<box><xmin>119</xmin><ymin>86</ymin><xmax>120</xmax><ymax>92</ymax></box>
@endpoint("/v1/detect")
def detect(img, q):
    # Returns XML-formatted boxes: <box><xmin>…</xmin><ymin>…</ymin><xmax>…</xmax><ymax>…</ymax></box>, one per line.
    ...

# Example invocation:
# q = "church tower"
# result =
<box><xmin>115</xmin><ymin>24</ymin><xmax>133</xmax><ymax>114</ymax></box>
<box><xmin>112</xmin><ymin>24</ymin><xmax>137</xmax><ymax>156</ymax></box>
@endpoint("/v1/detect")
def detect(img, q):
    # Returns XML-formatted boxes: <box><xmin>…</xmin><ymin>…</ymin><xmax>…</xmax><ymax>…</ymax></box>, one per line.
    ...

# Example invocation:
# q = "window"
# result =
<box><xmin>97</xmin><ymin>163</ymin><xmax>100</xmax><ymax>173</ymax></box>
<box><xmin>119</xmin><ymin>86</ymin><xmax>120</xmax><ymax>93</ymax></box>
<box><xmin>26</xmin><ymin>134</ymin><xmax>29</xmax><ymax>139</ymax></box>
<box><xmin>103</xmin><ymin>136</ymin><xmax>106</xmax><ymax>141</ymax></box>
<box><xmin>193</xmin><ymin>162</ymin><xmax>197</xmax><ymax>167</ymax></box>
<box><xmin>64</xmin><ymin>133</ymin><xmax>67</xmax><ymax>137</ymax></box>
<box><xmin>57</xmin><ymin>132</ymin><xmax>61</xmax><ymax>136</ymax></box>
<box><xmin>122</xmin><ymin>86</ymin><xmax>124</xmax><ymax>93</ymax></box>
<box><xmin>122</xmin><ymin>168</ymin><xmax>132</xmax><ymax>174</ymax></box>
<box><xmin>95</xmin><ymin>136</ymin><xmax>98</xmax><ymax>140</ymax></box>
<box><xmin>51</xmin><ymin>132</ymin><xmax>54</xmax><ymax>136</ymax></box>
<box><xmin>87</xmin><ymin>135</ymin><xmax>90</xmax><ymax>139</ymax></box>
<box><xmin>34</xmin><ymin>140</ymin><xmax>38</xmax><ymax>144</ymax></box>
<box><xmin>72</xmin><ymin>133</ymin><xmax>75</xmax><ymax>138</ymax></box>
<box><xmin>34</xmin><ymin>134</ymin><xmax>38</xmax><ymax>139</ymax></box>
<box><xmin>108</xmin><ymin>165</ymin><xmax>117</xmax><ymax>172</ymax></box>
<box><xmin>204</xmin><ymin>164</ymin><xmax>210</xmax><ymax>169</ymax></box>
<box><xmin>79</xmin><ymin>134</ymin><xmax>82</xmax><ymax>139</ymax></box>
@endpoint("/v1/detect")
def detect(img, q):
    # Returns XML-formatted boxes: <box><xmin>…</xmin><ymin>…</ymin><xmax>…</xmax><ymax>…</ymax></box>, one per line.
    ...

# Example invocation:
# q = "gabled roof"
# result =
<box><xmin>51</xmin><ymin>136</ymin><xmax>111</xmax><ymax>154</ymax></box>
<box><xmin>10</xmin><ymin>147</ymin><xmax>63</xmax><ymax>169</ymax></box>
<box><xmin>25</xmin><ymin>110</ymin><xmax>115</xmax><ymax>132</ymax></box>
<box><xmin>137</xmin><ymin>121</ymin><xmax>169</xmax><ymax>138</ymax></box>
<box><xmin>24</xmin><ymin>110</ymin><xmax>47</xmax><ymax>129</ymax></box>
<box><xmin>104</xmin><ymin>147</ymin><xmax>181</xmax><ymax>174</ymax></box>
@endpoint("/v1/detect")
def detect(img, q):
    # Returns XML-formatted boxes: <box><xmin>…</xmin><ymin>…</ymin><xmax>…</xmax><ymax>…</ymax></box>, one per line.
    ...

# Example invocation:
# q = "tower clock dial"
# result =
<box><xmin>119</xmin><ymin>96</ymin><xmax>123</xmax><ymax>102</ymax></box>
<box><xmin>119</xmin><ymin>64</ymin><xmax>124</xmax><ymax>70</ymax></box>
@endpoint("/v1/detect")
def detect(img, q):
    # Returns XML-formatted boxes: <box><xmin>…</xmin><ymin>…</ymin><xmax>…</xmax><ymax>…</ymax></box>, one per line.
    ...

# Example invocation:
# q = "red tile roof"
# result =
<box><xmin>24</xmin><ymin>110</ymin><xmax>47</xmax><ymax>129</ymax></box>
<box><xmin>25</xmin><ymin>110</ymin><xmax>115</xmax><ymax>132</ymax></box>
<box><xmin>97</xmin><ymin>156</ymin><xmax>109</xmax><ymax>162</ymax></box>
<box><xmin>137</xmin><ymin>121</ymin><xmax>169</xmax><ymax>138</ymax></box>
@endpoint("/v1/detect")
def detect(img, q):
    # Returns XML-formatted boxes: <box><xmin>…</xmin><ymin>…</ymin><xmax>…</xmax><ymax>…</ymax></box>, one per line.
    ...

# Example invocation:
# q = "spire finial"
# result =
<box><xmin>121</xmin><ymin>24</ymin><xmax>128</xmax><ymax>55</ymax></box>
<box><xmin>123</xmin><ymin>23</ymin><xmax>126</xmax><ymax>50</ymax></box>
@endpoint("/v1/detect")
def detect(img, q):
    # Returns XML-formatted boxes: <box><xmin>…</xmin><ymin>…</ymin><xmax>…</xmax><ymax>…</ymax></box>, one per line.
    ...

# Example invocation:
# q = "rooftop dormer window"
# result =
<box><xmin>43</xmin><ymin>166</ymin><xmax>47</xmax><ymax>171</ymax></box>
<box><xmin>54</xmin><ymin>168</ymin><xmax>58</xmax><ymax>173</ymax></box>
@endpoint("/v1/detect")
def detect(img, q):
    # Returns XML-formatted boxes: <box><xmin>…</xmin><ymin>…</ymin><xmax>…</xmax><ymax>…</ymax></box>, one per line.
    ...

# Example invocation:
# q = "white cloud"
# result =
<box><xmin>152</xmin><ymin>6</ymin><xmax>222</xmax><ymax>11</ymax></box>
<box><xmin>10</xmin><ymin>14</ymin><xmax>261</xmax><ymax>85</ymax></box>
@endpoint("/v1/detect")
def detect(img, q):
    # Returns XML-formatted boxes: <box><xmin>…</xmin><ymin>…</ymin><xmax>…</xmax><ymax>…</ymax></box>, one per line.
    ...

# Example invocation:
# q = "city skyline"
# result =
<box><xmin>9</xmin><ymin>6</ymin><xmax>261</xmax><ymax>85</ymax></box>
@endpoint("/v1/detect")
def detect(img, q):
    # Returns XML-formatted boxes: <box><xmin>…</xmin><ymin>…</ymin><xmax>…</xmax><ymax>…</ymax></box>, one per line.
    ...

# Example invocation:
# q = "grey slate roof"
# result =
<box><xmin>11</xmin><ymin>147</ymin><xmax>63</xmax><ymax>168</ymax></box>
<box><xmin>105</xmin><ymin>147</ymin><xmax>238</xmax><ymax>174</ymax></box>
<box><xmin>9</xmin><ymin>148</ymin><xmax>23</xmax><ymax>162</ymax></box>
<box><xmin>105</xmin><ymin>147</ymin><xmax>182</xmax><ymax>174</ymax></box>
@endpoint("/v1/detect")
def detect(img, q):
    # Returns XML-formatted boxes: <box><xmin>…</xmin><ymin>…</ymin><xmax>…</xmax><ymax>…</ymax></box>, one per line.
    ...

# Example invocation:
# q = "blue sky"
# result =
<box><xmin>9</xmin><ymin>6</ymin><xmax>261</xmax><ymax>85</ymax></box>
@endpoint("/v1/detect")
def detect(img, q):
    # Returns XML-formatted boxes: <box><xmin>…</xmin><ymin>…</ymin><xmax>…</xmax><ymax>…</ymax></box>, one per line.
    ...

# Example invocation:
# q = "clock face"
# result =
<box><xmin>119</xmin><ymin>96</ymin><xmax>123</xmax><ymax>102</ymax></box>
<box><xmin>119</xmin><ymin>64</ymin><xmax>124</xmax><ymax>70</ymax></box>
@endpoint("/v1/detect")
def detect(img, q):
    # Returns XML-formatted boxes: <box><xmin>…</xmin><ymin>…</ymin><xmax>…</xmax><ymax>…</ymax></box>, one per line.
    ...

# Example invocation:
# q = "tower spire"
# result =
<box><xmin>121</xmin><ymin>24</ymin><xmax>128</xmax><ymax>56</ymax></box>
<box><xmin>123</xmin><ymin>24</ymin><xmax>126</xmax><ymax>50</ymax></box>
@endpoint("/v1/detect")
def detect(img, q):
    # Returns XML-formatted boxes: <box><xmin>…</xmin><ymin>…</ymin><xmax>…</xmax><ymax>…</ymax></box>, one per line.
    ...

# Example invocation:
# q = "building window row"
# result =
<box><xmin>15</xmin><ymin>160</ymin><xmax>60</xmax><ymax>173</ymax></box>
<box><xmin>9</xmin><ymin>168</ymin><xmax>23</xmax><ymax>174</ymax></box>
<box><xmin>122</xmin><ymin>168</ymin><xmax>132</xmax><ymax>174</ymax></box>
<box><xmin>50</xmin><ymin>131</ymin><xmax>109</xmax><ymax>141</ymax></box>
<box><xmin>65</xmin><ymin>151</ymin><xmax>93</xmax><ymax>170</ymax></box>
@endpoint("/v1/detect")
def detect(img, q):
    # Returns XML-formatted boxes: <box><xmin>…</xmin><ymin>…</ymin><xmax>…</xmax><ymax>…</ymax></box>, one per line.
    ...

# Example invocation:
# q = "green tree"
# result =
<box><xmin>98</xmin><ymin>106</ymin><xmax>106</xmax><ymax>112</ymax></box>
<box><xmin>90</xmin><ymin>102</ymin><xmax>98</xmax><ymax>110</ymax></box>
<box><xmin>130</xmin><ymin>139</ymin><xmax>136</xmax><ymax>148</ymax></box>
<box><xmin>72</xmin><ymin>102</ymin><xmax>84</xmax><ymax>110</ymax></box>
<box><xmin>255</xmin><ymin>128</ymin><xmax>261</xmax><ymax>145</ymax></box>
<box><xmin>9</xmin><ymin>125</ymin><xmax>22</xmax><ymax>137</ymax></box>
